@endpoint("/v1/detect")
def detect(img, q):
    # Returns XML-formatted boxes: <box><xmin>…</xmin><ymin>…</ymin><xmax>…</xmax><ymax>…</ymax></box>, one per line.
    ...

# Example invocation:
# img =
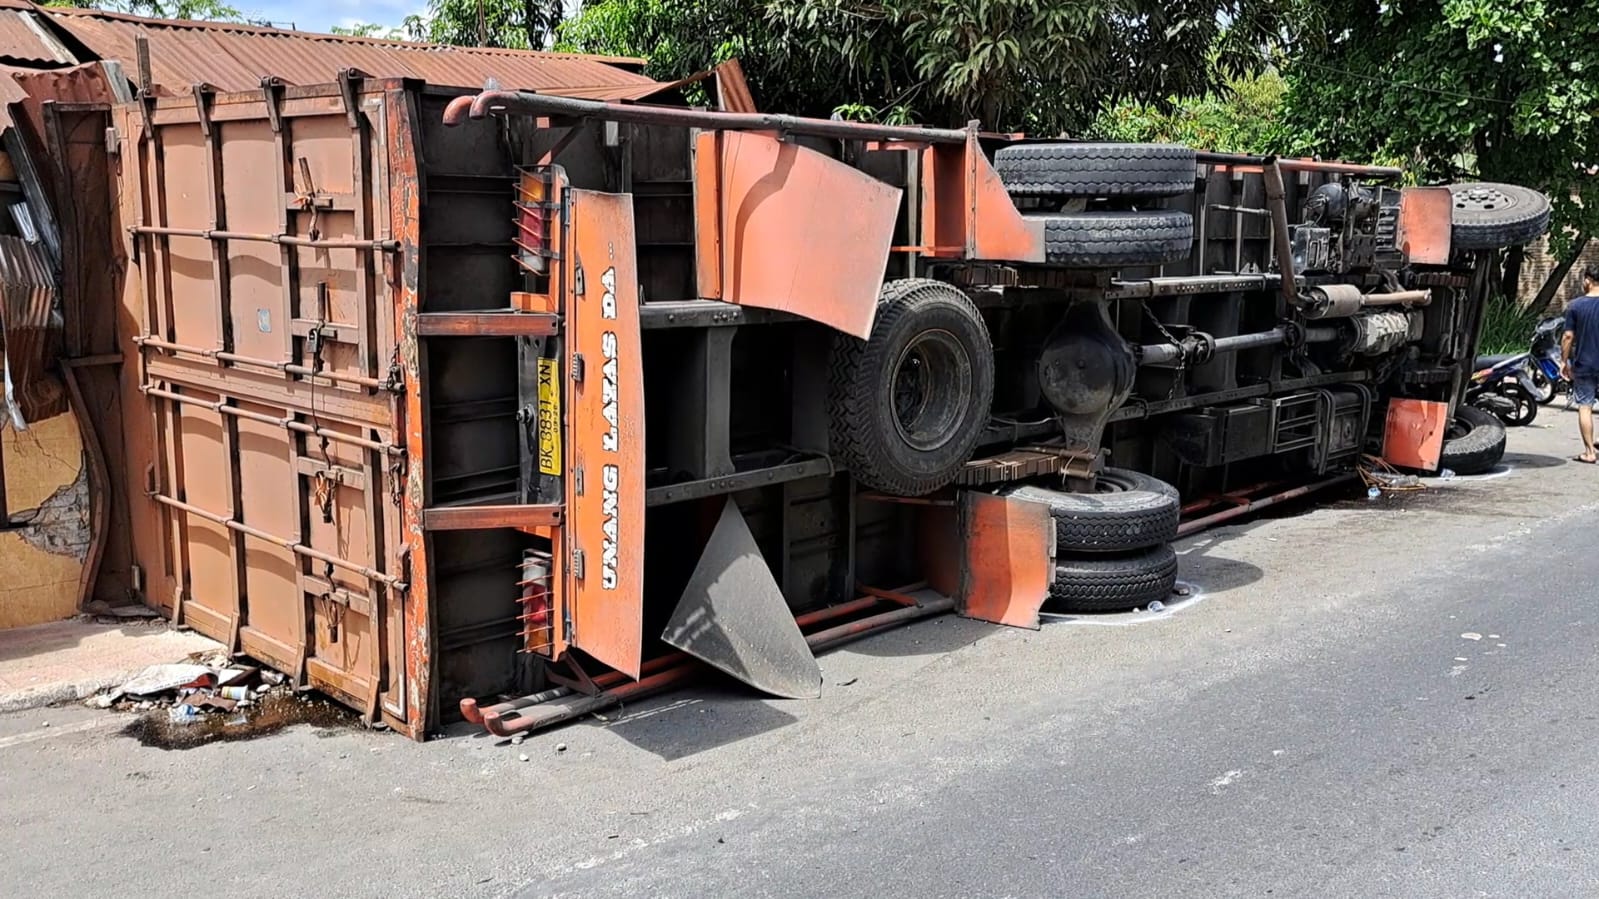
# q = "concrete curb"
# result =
<box><xmin>0</xmin><ymin>668</ymin><xmax>145</xmax><ymax>715</ymax></box>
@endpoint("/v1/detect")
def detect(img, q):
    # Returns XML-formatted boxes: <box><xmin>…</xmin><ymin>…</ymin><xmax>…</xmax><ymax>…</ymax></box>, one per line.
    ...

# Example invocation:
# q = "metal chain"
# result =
<box><xmin>1140</xmin><ymin>304</ymin><xmax>1185</xmax><ymax>400</ymax></box>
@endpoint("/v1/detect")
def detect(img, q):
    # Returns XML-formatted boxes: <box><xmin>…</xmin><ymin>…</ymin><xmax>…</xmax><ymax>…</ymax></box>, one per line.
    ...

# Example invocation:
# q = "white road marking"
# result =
<box><xmin>0</xmin><ymin>716</ymin><xmax>121</xmax><ymax>750</ymax></box>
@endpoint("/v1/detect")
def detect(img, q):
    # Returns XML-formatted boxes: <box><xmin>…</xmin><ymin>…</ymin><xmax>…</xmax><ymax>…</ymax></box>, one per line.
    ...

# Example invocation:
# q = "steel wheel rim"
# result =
<box><xmin>891</xmin><ymin>329</ymin><xmax>970</xmax><ymax>452</ymax></box>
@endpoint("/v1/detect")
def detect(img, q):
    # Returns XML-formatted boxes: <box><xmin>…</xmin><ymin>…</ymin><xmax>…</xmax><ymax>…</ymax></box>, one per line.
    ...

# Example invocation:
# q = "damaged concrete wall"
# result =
<box><xmin>0</xmin><ymin>408</ymin><xmax>88</xmax><ymax>629</ymax></box>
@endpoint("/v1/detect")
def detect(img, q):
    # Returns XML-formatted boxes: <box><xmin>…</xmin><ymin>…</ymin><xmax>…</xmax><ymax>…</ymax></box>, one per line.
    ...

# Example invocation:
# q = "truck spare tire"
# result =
<box><xmin>1439</xmin><ymin>404</ymin><xmax>1508</xmax><ymax>475</ymax></box>
<box><xmin>1032</xmin><ymin>210</ymin><xmax>1193</xmax><ymax>267</ymax></box>
<box><xmin>829</xmin><ymin>279</ymin><xmax>995</xmax><ymax>496</ymax></box>
<box><xmin>1048</xmin><ymin>543</ymin><xmax>1179</xmax><ymax>613</ymax></box>
<box><xmin>1001</xmin><ymin>468</ymin><xmax>1180</xmax><ymax>553</ymax></box>
<box><xmin>995</xmin><ymin>143</ymin><xmax>1197</xmax><ymax>198</ymax></box>
<box><xmin>1448</xmin><ymin>182</ymin><xmax>1551</xmax><ymax>250</ymax></box>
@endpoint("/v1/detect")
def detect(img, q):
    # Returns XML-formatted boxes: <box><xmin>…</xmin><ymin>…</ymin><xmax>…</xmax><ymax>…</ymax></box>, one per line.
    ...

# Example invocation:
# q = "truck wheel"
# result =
<box><xmin>1448</xmin><ymin>183</ymin><xmax>1551</xmax><ymax>250</ymax></box>
<box><xmin>1001</xmin><ymin>468</ymin><xmax>1179</xmax><ymax>553</ymax></box>
<box><xmin>1033</xmin><ymin>210</ymin><xmax>1193</xmax><ymax>267</ymax></box>
<box><xmin>995</xmin><ymin>143</ymin><xmax>1197</xmax><ymax>198</ymax></box>
<box><xmin>1048</xmin><ymin>544</ymin><xmax>1179</xmax><ymax>613</ymax></box>
<box><xmin>1439</xmin><ymin>405</ymin><xmax>1507</xmax><ymax>475</ymax></box>
<box><xmin>829</xmin><ymin>279</ymin><xmax>995</xmax><ymax>496</ymax></box>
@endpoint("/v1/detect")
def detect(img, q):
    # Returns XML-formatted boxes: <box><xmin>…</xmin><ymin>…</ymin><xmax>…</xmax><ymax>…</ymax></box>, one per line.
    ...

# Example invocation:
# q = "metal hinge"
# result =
<box><xmin>572</xmin><ymin>548</ymin><xmax>585</xmax><ymax>580</ymax></box>
<box><xmin>574</xmin><ymin>263</ymin><xmax>585</xmax><ymax>297</ymax></box>
<box><xmin>571</xmin><ymin>353</ymin><xmax>584</xmax><ymax>383</ymax></box>
<box><xmin>574</xmin><ymin>466</ymin><xmax>584</xmax><ymax>497</ymax></box>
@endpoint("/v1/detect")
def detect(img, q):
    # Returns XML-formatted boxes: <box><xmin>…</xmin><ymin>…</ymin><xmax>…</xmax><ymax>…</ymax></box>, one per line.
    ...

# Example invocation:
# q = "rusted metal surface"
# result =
<box><xmin>953</xmin><ymin>490</ymin><xmax>1051</xmax><ymax>630</ymax></box>
<box><xmin>1383</xmin><ymin>398</ymin><xmax>1449</xmax><ymax>471</ymax></box>
<box><xmin>44</xmin><ymin>7</ymin><xmax>661</xmax><ymax>98</ymax></box>
<box><xmin>693</xmin><ymin>130</ymin><xmax>899</xmax><ymax>339</ymax></box>
<box><xmin>116</xmin><ymin>82</ymin><xmax>413</xmax><ymax>732</ymax></box>
<box><xmin>1262</xmin><ymin>158</ymin><xmax>1297</xmax><ymax>306</ymax></box>
<box><xmin>0</xmin><ymin>234</ymin><xmax>64</xmax><ymax>423</ymax></box>
<box><xmin>563</xmin><ymin>188</ymin><xmax>645</xmax><ymax>678</ymax></box>
<box><xmin>1398</xmin><ymin>186</ymin><xmax>1454</xmax><ymax>266</ymax></box>
<box><xmin>0</xmin><ymin>8</ymin><xmax>76</xmax><ymax>66</ymax></box>
<box><xmin>1194</xmin><ymin>150</ymin><xmax>1404</xmax><ymax>180</ymax></box>
<box><xmin>713</xmin><ymin>59</ymin><xmax>757</xmax><ymax>113</ymax></box>
<box><xmin>1174</xmin><ymin>473</ymin><xmax>1357</xmax><ymax>538</ymax></box>
<box><xmin>421</xmin><ymin>504</ymin><xmax>562</xmax><ymax>530</ymax></box>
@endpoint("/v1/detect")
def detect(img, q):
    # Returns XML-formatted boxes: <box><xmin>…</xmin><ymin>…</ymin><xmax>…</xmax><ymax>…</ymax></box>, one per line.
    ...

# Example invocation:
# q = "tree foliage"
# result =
<box><xmin>1283</xmin><ymin>0</ymin><xmax>1599</xmax><ymax>254</ymax></box>
<box><xmin>1087</xmin><ymin>68</ymin><xmax>1290</xmax><ymax>153</ymax></box>
<box><xmin>41</xmin><ymin>0</ymin><xmax>241</xmax><ymax>21</ymax></box>
<box><xmin>402</xmin><ymin>0</ymin><xmax>566</xmax><ymax>49</ymax></box>
<box><xmin>553</xmin><ymin>0</ymin><xmax>1313</xmax><ymax>133</ymax></box>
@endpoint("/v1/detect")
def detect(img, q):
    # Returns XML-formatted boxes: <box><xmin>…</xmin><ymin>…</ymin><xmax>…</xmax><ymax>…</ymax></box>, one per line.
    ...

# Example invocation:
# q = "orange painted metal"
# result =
<box><xmin>1398</xmin><ymin>187</ymin><xmax>1454</xmax><ymax>266</ymax></box>
<box><xmin>562</xmin><ymin>189</ymin><xmax>646</xmax><ymax>679</ymax></box>
<box><xmin>699</xmin><ymin>130</ymin><xmax>901</xmax><ymax>339</ymax></box>
<box><xmin>1383</xmin><ymin>398</ymin><xmax>1450</xmax><ymax>471</ymax></box>
<box><xmin>954</xmin><ymin>490</ymin><xmax>1052</xmax><ymax>630</ymax></box>
<box><xmin>921</xmin><ymin>136</ymin><xmax>1045</xmax><ymax>263</ymax></box>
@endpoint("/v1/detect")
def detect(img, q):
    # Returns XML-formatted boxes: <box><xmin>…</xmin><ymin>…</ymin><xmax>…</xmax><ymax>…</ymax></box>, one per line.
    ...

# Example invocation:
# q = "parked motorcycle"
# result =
<box><xmin>1466</xmin><ymin>352</ymin><xmax>1540</xmax><ymax>427</ymax></box>
<box><xmin>1525</xmin><ymin>315</ymin><xmax>1566</xmax><ymax>404</ymax></box>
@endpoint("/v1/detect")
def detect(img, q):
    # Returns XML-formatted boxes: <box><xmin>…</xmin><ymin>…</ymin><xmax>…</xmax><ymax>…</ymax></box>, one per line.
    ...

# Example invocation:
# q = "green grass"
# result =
<box><xmin>1476</xmin><ymin>297</ymin><xmax>1540</xmax><ymax>356</ymax></box>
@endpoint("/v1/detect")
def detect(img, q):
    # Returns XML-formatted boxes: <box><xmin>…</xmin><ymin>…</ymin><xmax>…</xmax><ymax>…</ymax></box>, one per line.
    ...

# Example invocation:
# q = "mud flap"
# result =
<box><xmin>661</xmin><ymin>498</ymin><xmax>822</xmax><ymax>699</ymax></box>
<box><xmin>921</xmin><ymin>490</ymin><xmax>1052</xmax><ymax>629</ymax></box>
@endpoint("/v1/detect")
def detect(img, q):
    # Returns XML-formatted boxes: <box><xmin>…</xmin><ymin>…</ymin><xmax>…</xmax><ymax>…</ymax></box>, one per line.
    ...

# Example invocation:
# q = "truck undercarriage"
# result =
<box><xmin>112</xmin><ymin>76</ymin><xmax>1547</xmax><ymax>738</ymax></box>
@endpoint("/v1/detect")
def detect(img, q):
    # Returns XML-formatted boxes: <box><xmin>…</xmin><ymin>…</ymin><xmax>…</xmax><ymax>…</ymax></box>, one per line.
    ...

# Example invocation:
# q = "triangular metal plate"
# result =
<box><xmin>661</xmin><ymin>498</ymin><xmax>822</xmax><ymax>699</ymax></box>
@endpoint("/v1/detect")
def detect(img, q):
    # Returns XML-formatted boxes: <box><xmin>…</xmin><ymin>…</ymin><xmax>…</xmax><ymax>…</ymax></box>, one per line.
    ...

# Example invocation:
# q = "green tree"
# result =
<box><xmin>1283</xmin><ymin>0</ymin><xmax>1599</xmax><ymax>254</ymax></box>
<box><xmin>402</xmin><ymin>0</ymin><xmax>565</xmax><ymax>49</ymax></box>
<box><xmin>41</xmin><ymin>0</ymin><xmax>241</xmax><ymax>20</ymax></box>
<box><xmin>1087</xmin><ymin>68</ymin><xmax>1290</xmax><ymax>153</ymax></box>
<box><xmin>329</xmin><ymin>22</ymin><xmax>406</xmax><ymax>39</ymax></box>
<box><xmin>556</xmin><ymin>0</ymin><xmax>1315</xmax><ymax>133</ymax></box>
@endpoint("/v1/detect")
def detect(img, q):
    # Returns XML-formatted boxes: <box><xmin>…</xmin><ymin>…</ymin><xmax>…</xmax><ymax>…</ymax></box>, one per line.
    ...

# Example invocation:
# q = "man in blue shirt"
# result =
<box><xmin>1561</xmin><ymin>264</ymin><xmax>1599</xmax><ymax>463</ymax></box>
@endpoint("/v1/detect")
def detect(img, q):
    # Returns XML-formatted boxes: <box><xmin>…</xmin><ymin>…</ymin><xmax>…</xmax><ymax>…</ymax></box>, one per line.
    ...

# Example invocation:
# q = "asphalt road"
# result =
<box><xmin>3</xmin><ymin>413</ymin><xmax>1598</xmax><ymax>899</ymax></box>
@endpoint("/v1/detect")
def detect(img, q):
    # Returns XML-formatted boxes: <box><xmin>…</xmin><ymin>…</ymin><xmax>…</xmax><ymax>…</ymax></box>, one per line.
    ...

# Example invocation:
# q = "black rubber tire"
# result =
<box><xmin>1439</xmin><ymin>405</ymin><xmax>1508</xmax><ymax>475</ymax></box>
<box><xmin>1495</xmin><ymin>383</ymin><xmax>1538</xmax><ymax>427</ymax></box>
<box><xmin>1448</xmin><ymin>182</ymin><xmax>1551</xmax><ymax>250</ymax></box>
<box><xmin>1047</xmin><ymin>544</ymin><xmax>1179</xmax><ymax>614</ymax></box>
<box><xmin>828</xmin><ymin>279</ymin><xmax>995</xmax><ymax>496</ymax></box>
<box><xmin>1032</xmin><ymin>210</ymin><xmax>1193</xmax><ymax>267</ymax></box>
<box><xmin>1001</xmin><ymin>468</ymin><xmax>1179</xmax><ymax>553</ymax></box>
<box><xmin>995</xmin><ymin>143</ymin><xmax>1197</xmax><ymax>198</ymax></box>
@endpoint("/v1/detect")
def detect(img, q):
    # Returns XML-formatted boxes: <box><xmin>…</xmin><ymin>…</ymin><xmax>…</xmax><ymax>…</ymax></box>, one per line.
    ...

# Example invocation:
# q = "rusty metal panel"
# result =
<box><xmin>709</xmin><ymin>131</ymin><xmax>900</xmax><ymax>339</ymax></box>
<box><xmin>118</xmin><ymin>83</ymin><xmax>412</xmax><ymax>729</ymax></box>
<box><xmin>1383</xmin><ymin>398</ymin><xmax>1449</xmax><ymax>471</ymax></box>
<box><xmin>564</xmin><ymin>188</ymin><xmax>645</xmax><ymax>678</ymax></box>
<box><xmin>954</xmin><ymin>490</ymin><xmax>1051</xmax><ymax>629</ymax></box>
<box><xmin>46</xmin><ymin>7</ymin><xmax>660</xmax><ymax>98</ymax></box>
<box><xmin>0</xmin><ymin>10</ymin><xmax>76</xmax><ymax>66</ymax></box>
<box><xmin>1399</xmin><ymin>186</ymin><xmax>1454</xmax><ymax>266</ymax></box>
<box><xmin>0</xmin><ymin>235</ymin><xmax>64</xmax><ymax>423</ymax></box>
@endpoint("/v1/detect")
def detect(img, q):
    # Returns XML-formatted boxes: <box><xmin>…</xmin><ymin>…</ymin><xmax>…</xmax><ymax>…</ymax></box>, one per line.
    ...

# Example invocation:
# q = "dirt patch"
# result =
<box><xmin>120</xmin><ymin>690</ymin><xmax>357</xmax><ymax>750</ymax></box>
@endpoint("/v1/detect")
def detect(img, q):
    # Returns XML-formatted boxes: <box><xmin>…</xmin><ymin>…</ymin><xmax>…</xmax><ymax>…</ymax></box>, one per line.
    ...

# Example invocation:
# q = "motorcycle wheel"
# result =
<box><xmin>1495</xmin><ymin>383</ymin><xmax>1538</xmax><ymax>427</ymax></box>
<box><xmin>1528</xmin><ymin>369</ymin><xmax>1556</xmax><ymax>405</ymax></box>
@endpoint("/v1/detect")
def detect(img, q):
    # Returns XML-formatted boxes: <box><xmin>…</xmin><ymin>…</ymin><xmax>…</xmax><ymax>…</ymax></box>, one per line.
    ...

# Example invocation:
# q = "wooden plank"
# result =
<box><xmin>415</xmin><ymin>312</ymin><xmax>559</xmax><ymax>337</ymax></box>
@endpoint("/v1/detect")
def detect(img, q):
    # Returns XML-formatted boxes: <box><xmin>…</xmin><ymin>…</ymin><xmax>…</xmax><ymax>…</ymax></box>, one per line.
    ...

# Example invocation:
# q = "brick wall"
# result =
<box><xmin>1516</xmin><ymin>233</ymin><xmax>1599</xmax><ymax>312</ymax></box>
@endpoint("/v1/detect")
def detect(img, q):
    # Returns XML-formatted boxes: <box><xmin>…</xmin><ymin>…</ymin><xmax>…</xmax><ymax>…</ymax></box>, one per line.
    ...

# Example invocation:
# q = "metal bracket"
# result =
<box><xmin>190</xmin><ymin>82</ymin><xmax>215</xmax><ymax>138</ymax></box>
<box><xmin>260</xmin><ymin>76</ymin><xmax>286</xmax><ymax>133</ymax></box>
<box><xmin>337</xmin><ymin>68</ymin><xmax>370</xmax><ymax>131</ymax></box>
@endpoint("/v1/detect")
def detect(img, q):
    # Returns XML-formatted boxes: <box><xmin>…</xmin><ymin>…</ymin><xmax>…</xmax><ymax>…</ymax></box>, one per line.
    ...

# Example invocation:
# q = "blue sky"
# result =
<box><xmin>238</xmin><ymin>0</ymin><xmax>421</xmax><ymax>34</ymax></box>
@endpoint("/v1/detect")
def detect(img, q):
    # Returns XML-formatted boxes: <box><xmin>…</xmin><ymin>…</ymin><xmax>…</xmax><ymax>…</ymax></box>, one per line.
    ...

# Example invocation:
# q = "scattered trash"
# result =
<box><xmin>82</xmin><ymin>599</ymin><xmax>163</xmax><ymax>620</ymax></box>
<box><xmin>1438</xmin><ymin>468</ymin><xmax>1456</xmax><ymax>480</ymax></box>
<box><xmin>1461</xmin><ymin>632</ymin><xmax>1483</xmax><ymax>641</ymax></box>
<box><xmin>1488</xmin><ymin>634</ymin><xmax>1501</xmax><ymax>639</ymax></box>
<box><xmin>556</xmin><ymin>743</ymin><xmax>568</xmax><ymax>753</ymax></box>
<box><xmin>1366</xmin><ymin>486</ymin><xmax>1382</xmax><ymax>501</ymax></box>
<box><xmin>169</xmin><ymin>706</ymin><xmax>200</xmax><ymax>725</ymax></box>
<box><xmin>1147</xmin><ymin>600</ymin><xmax>1165</xmax><ymax>612</ymax></box>
<box><xmin>511</xmin><ymin>734</ymin><xmax>525</xmax><ymax>746</ymax></box>
<box><xmin>836</xmin><ymin>677</ymin><xmax>859</xmax><ymax>687</ymax></box>
<box><xmin>519</xmin><ymin>753</ymin><xmax>531</xmax><ymax>762</ymax></box>
<box><xmin>40</xmin><ymin>721</ymin><xmax>49</xmax><ymax>728</ymax></box>
<box><xmin>117</xmin><ymin>664</ymin><xmax>215</xmax><ymax>699</ymax></box>
<box><xmin>219</xmin><ymin>686</ymin><xmax>252</xmax><ymax>701</ymax></box>
<box><xmin>1174</xmin><ymin>585</ymin><xmax>1192</xmax><ymax>597</ymax></box>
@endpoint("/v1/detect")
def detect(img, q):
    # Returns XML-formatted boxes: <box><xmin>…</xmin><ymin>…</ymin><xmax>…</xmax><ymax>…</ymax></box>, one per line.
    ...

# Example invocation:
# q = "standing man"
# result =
<box><xmin>1562</xmin><ymin>263</ymin><xmax>1599</xmax><ymax>463</ymax></box>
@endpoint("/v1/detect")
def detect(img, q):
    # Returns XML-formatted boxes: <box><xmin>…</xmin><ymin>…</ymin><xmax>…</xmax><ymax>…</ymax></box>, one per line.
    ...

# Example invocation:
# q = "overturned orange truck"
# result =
<box><xmin>112</xmin><ymin>73</ymin><xmax>1547</xmax><ymax>738</ymax></box>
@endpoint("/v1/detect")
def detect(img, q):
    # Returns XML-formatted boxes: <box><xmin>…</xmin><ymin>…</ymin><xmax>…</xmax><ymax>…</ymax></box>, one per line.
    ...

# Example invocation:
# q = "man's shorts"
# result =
<box><xmin>1575</xmin><ymin>372</ymin><xmax>1598</xmax><ymax>408</ymax></box>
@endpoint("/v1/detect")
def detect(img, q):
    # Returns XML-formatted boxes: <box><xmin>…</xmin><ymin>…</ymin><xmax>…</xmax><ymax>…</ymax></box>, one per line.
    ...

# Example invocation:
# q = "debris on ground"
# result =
<box><xmin>81</xmin><ymin>600</ymin><xmax>164</xmax><ymax>620</ymax></box>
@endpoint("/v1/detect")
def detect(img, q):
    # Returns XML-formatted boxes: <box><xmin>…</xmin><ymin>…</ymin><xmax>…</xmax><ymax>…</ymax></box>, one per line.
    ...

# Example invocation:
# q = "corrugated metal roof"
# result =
<box><xmin>41</xmin><ymin>6</ymin><xmax>666</xmax><ymax>98</ymax></box>
<box><xmin>0</xmin><ymin>8</ymin><xmax>77</xmax><ymax>66</ymax></box>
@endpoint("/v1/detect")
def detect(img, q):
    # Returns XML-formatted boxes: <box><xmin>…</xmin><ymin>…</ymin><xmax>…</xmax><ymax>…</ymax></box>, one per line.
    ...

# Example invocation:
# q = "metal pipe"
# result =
<box><xmin>1195</xmin><ymin>150</ymin><xmax>1404</xmax><ymax>180</ymax></box>
<box><xmin>476</xmin><ymin>591</ymin><xmax>952</xmax><ymax>737</ymax></box>
<box><xmin>1360</xmin><ymin>289</ymin><xmax>1431</xmax><ymax>307</ymax></box>
<box><xmin>449</xmin><ymin>89</ymin><xmax>975</xmax><ymax>144</ymax></box>
<box><xmin>150</xmin><ymin>491</ymin><xmax>405</xmax><ymax>588</ymax></box>
<box><xmin>1305</xmin><ymin>326</ymin><xmax>1342</xmax><ymax>343</ymax></box>
<box><xmin>136</xmin><ymin>335</ymin><xmax>395</xmax><ymax>392</ymax></box>
<box><xmin>1139</xmin><ymin>327</ymin><xmax>1291</xmax><ymax>365</ymax></box>
<box><xmin>130</xmin><ymin>225</ymin><xmax>399</xmax><ymax>251</ymax></box>
<box><xmin>1262</xmin><ymin>158</ymin><xmax>1298</xmax><ymax>308</ymax></box>
<box><xmin>142</xmin><ymin>386</ymin><xmax>403</xmax><ymax>456</ymax></box>
<box><xmin>1174</xmin><ymin>473</ymin><xmax>1357</xmax><ymax>538</ymax></box>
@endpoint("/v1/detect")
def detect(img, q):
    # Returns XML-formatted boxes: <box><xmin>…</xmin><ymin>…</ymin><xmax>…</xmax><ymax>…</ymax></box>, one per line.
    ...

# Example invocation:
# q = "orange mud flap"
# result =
<box><xmin>660</xmin><ymin>498</ymin><xmax>823</xmax><ymax>699</ymax></box>
<box><xmin>921</xmin><ymin>489</ymin><xmax>1053</xmax><ymax>630</ymax></box>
